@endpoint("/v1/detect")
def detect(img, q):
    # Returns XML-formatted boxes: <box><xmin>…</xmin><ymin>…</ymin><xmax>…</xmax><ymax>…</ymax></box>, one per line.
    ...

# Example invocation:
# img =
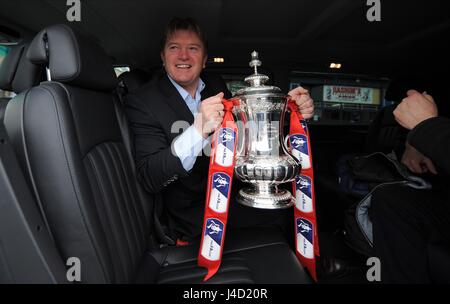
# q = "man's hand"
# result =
<box><xmin>393</xmin><ymin>90</ymin><xmax>438</xmax><ymax>130</ymax></box>
<box><xmin>194</xmin><ymin>92</ymin><xmax>225</xmax><ymax>138</ymax></box>
<box><xmin>402</xmin><ymin>142</ymin><xmax>437</xmax><ymax>174</ymax></box>
<box><xmin>288</xmin><ymin>86</ymin><xmax>314</xmax><ymax>119</ymax></box>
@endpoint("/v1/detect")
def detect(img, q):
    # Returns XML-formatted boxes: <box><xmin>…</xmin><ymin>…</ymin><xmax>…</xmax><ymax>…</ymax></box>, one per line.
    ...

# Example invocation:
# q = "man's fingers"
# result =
<box><xmin>423</xmin><ymin>158</ymin><xmax>438</xmax><ymax>174</ymax></box>
<box><xmin>289</xmin><ymin>86</ymin><xmax>309</xmax><ymax>96</ymax></box>
<box><xmin>296</xmin><ymin>94</ymin><xmax>311</xmax><ymax>102</ymax></box>
<box><xmin>393</xmin><ymin>107</ymin><xmax>410</xmax><ymax>129</ymax></box>
<box><xmin>406</xmin><ymin>89</ymin><xmax>420</xmax><ymax>96</ymax></box>
<box><xmin>302</xmin><ymin>110</ymin><xmax>314</xmax><ymax>116</ymax></box>
<box><xmin>212</xmin><ymin>118</ymin><xmax>222</xmax><ymax>130</ymax></box>
<box><xmin>423</xmin><ymin>92</ymin><xmax>435</xmax><ymax>103</ymax></box>
<box><xmin>217</xmin><ymin>103</ymin><xmax>225</xmax><ymax>111</ymax></box>
<box><xmin>203</xmin><ymin>103</ymin><xmax>224</xmax><ymax>114</ymax></box>
<box><xmin>203</xmin><ymin>92</ymin><xmax>224</xmax><ymax>105</ymax></box>
<box><xmin>297</xmin><ymin>97</ymin><xmax>314</xmax><ymax>110</ymax></box>
<box><xmin>203</xmin><ymin>117</ymin><xmax>222</xmax><ymax>133</ymax></box>
<box><xmin>407</xmin><ymin>160</ymin><xmax>423</xmax><ymax>174</ymax></box>
<box><xmin>204</xmin><ymin>97</ymin><xmax>222</xmax><ymax>104</ymax></box>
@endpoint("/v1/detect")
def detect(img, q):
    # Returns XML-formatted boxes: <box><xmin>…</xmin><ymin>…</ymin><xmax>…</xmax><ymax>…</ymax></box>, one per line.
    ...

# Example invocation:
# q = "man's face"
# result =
<box><xmin>161</xmin><ymin>29</ymin><xmax>207</xmax><ymax>92</ymax></box>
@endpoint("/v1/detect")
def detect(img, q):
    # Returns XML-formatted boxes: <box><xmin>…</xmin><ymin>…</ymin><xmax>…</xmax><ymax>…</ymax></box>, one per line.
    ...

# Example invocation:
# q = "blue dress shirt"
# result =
<box><xmin>168</xmin><ymin>75</ymin><xmax>210</xmax><ymax>171</ymax></box>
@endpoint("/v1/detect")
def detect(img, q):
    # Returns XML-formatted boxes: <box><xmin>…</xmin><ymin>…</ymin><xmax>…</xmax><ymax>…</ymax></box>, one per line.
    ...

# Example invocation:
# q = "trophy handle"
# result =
<box><xmin>284</xmin><ymin>135</ymin><xmax>290</xmax><ymax>149</ymax></box>
<box><xmin>279</xmin><ymin>98</ymin><xmax>296</xmax><ymax>163</ymax></box>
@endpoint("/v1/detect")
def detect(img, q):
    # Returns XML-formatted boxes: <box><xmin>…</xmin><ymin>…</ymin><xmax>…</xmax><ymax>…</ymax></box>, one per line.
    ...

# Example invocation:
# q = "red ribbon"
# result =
<box><xmin>197</xmin><ymin>99</ymin><xmax>238</xmax><ymax>281</ymax></box>
<box><xmin>288</xmin><ymin>99</ymin><xmax>320</xmax><ymax>281</ymax></box>
<box><xmin>198</xmin><ymin>98</ymin><xmax>320</xmax><ymax>282</ymax></box>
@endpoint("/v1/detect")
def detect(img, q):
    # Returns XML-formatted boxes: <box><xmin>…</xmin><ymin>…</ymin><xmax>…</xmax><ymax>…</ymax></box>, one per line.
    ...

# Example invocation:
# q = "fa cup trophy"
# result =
<box><xmin>232</xmin><ymin>51</ymin><xmax>301</xmax><ymax>209</ymax></box>
<box><xmin>198</xmin><ymin>51</ymin><xmax>319</xmax><ymax>282</ymax></box>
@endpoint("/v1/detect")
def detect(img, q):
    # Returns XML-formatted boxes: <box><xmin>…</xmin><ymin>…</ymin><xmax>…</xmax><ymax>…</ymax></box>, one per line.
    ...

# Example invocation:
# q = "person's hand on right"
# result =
<box><xmin>194</xmin><ymin>92</ymin><xmax>225</xmax><ymax>138</ymax></box>
<box><xmin>401</xmin><ymin>142</ymin><xmax>437</xmax><ymax>174</ymax></box>
<box><xmin>393</xmin><ymin>90</ymin><xmax>438</xmax><ymax>130</ymax></box>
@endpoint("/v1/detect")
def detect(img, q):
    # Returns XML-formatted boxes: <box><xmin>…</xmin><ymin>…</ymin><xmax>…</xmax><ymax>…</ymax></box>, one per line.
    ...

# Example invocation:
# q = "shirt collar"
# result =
<box><xmin>167</xmin><ymin>74</ymin><xmax>205</xmax><ymax>101</ymax></box>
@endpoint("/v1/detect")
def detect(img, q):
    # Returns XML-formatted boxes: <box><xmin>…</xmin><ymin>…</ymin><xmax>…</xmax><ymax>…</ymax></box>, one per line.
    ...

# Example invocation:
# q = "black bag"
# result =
<box><xmin>342</xmin><ymin>152</ymin><xmax>431</xmax><ymax>257</ymax></box>
<box><xmin>336</xmin><ymin>152</ymin><xmax>404</xmax><ymax>198</ymax></box>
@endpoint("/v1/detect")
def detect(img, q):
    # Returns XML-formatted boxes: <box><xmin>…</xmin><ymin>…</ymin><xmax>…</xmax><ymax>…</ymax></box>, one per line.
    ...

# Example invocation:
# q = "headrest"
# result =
<box><xmin>117</xmin><ymin>69</ymin><xmax>151</xmax><ymax>93</ymax></box>
<box><xmin>12</xmin><ymin>44</ymin><xmax>45</xmax><ymax>93</ymax></box>
<box><xmin>27</xmin><ymin>24</ymin><xmax>117</xmax><ymax>92</ymax></box>
<box><xmin>0</xmin><ymin>44</ymin><xmax>25</xmax><ymax>91</ymax></box>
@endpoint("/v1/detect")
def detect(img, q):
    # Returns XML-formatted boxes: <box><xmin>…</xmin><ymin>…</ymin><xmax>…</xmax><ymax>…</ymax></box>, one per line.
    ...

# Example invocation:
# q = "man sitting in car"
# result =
<box><xmin>125</xmin><ymin>17</ymin><xmax>314</xmax><ymax>242</ymax></box>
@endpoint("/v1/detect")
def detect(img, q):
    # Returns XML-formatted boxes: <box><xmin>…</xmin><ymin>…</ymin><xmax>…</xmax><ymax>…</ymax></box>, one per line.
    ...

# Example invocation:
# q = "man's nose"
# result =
<box><xmin>178</xmin><ymin>48</ymin><xmax>189</xmax><ymax>60</ymax></box>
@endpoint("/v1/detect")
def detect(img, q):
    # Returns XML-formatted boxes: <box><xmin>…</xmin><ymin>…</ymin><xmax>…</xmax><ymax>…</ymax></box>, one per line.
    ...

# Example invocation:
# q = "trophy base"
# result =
<box><xmin>237</xmin><ymin>184</ymin><xmax>295</xmax><ymax>209</ymax></box>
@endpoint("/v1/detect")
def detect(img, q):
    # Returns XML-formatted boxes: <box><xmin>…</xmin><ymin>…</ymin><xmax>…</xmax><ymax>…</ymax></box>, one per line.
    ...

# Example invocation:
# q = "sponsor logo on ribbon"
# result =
<box><xmin>201</xmin><ymin>219</ymin><xmax>224</xmax><ymax>261</ymax></box>
<box><xmin>290</xmin><ymin>134</ymin><xmax>311</xmax><ymax>169</ymax></box>
<box><xmin>209</xmin><ymin>173</ymin><xmax>231</xmax><ymax>213</ymax></box>
<box><xmin>296</xmin><ymin>218</ymin><xmax>314</xmax><ymax>259</ymax></box>
<box><xmin>215</xmin><ymin>128</ymin><xmax>236</xmax><ymax>167</ymax></box>
<box><xmin>295</xmin><ymin>175</ymin><xmax>313</xmax><ymax>213</ymax></box>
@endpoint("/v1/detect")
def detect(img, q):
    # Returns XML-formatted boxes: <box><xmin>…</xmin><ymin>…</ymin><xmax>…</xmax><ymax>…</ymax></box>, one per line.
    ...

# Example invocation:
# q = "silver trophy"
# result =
<box><xmin>232</xmin><ymin>51</ymin><xmax>300</xmax><ymax>209</ymax></box>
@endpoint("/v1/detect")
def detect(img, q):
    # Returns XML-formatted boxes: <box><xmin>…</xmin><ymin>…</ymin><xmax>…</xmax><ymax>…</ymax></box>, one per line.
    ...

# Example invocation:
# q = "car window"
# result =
<box><xmin>0</xmin><ymin>45</ymin><xmax>15</xmax><ymax>98</ymax></box>
<box><xmin>290</xmin><ymin>73</ymin><xmax>389</xmax><ymax>124</ymax></box>
<box><xmin>0</xmin><ymin>44</ymin><xmax>8</xmax><ymax>64</ymax></box>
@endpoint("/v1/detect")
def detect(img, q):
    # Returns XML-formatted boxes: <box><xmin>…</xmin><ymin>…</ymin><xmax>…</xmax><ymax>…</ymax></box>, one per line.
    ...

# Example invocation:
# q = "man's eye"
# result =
<box><xmin>189</xmin><ymin>46</ymin><xmax>199</xmax><ymax>52</ymax></box>
<box><xmin>169</xmin><ymin>45</ymin><xmax>179</xmax><ymax>50</ymax></box>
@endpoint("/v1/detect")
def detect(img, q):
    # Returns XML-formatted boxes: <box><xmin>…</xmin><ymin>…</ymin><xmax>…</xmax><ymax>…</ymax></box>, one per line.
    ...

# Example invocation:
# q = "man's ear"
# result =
<box><xmin>202</xmin><ymin>55</ymin><xmax>207</xmax><ymax>68</ymax></box>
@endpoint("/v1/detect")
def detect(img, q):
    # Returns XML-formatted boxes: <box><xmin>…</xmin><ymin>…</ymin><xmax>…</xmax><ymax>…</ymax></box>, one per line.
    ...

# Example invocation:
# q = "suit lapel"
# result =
<box><xmin>158</xmin><ymin>74</ymin><xmax>194</xmax><ymax>124</ymax></box>
<box><xmin>158</xmin><ymin>72</ymin><xmax>219</xmax><ymax>125</ymax></box>
<box><xmin>200</xmin><ymin>82</ymin><xmax>215</xmax><ymax>100</ymax></box>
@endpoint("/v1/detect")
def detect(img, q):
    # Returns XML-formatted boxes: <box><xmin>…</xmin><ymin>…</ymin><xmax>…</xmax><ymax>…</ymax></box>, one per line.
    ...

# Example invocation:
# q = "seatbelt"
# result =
<box><xmin>153</xmin><ymin>193</ymin><xmax>176</xmax><ymax>246</ymax></box>
<box><xmin>198</xmin><ymin>98</ymin><xmax>320</xmax><ymax>282</ymax></box>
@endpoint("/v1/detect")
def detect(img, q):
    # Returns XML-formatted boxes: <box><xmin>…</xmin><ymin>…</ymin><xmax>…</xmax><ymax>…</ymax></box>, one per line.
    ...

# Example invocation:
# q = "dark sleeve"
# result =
<box><xmin>408</xmin><ymin>116</ymin><xmax>450</xmax><ymax>175</ymax></box>
<box><xmin>125</xmin><ymin>93</ymin><xmax>188</xmax><ymax>194</ymax></box>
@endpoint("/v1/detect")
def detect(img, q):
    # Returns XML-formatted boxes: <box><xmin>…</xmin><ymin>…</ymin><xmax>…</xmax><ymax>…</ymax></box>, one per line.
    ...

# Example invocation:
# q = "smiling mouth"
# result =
<box><xmin>175</xmin><ymin>64</ymin><xmax>192</xmax><ymax>69</ymax></box>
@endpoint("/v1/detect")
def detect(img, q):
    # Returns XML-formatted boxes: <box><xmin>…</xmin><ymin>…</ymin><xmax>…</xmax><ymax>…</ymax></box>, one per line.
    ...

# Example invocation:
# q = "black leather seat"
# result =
<box><xmin>4</xmin><ymin>24</ymin><xmax>310</xmax><ymax>283</ymax></box>
<box><xmin>0</xmin><ymin>43</ymin><xmax>43</xmax><ymax>122</ymax></box>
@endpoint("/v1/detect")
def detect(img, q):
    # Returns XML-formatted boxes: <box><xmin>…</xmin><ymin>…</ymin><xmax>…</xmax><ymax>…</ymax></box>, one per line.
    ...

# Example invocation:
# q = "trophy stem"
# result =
<box><xmin>237</xmin><ymin>183</ymin><xmax>295</xmax><ymax>210</ymax></box>
<box><xmin>255</xmin><ymin>183</ymin><xmax>277</xmax><ymax>195</ymax></box>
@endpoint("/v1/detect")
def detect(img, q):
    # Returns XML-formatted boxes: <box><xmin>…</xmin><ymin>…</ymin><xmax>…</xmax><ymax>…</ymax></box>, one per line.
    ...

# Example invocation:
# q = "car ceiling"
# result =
<box><xmin>1</xmin><ymin>0</ymin><xmax>449</xmax><ymax>77</ymax></box>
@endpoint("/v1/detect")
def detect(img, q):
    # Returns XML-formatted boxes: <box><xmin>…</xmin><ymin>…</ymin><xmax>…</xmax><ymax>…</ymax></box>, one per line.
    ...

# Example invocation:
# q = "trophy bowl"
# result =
<box><xmin>231</xmin><ymin>51</ymin><xmax>300</xmax><ymax>209</ymax></box>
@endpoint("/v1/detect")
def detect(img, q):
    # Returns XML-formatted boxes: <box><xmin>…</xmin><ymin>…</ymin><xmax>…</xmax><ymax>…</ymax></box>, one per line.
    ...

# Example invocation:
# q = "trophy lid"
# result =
<box><xmin>235</xmin><ymin>51</ymin><xmax>285</xmax><ymax>98</ymax></box>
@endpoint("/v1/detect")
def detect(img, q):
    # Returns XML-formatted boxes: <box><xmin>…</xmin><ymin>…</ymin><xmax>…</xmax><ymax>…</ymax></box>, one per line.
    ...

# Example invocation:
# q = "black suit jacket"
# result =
<box><xmin>125</xmin><ymin>71</ymin><xmax>231</xmax><ymax>239</ymax></box>
<box><xmin>408</xmin><ymin>116</ymin><xmax>450</xmax><ymax>199</ymax></box>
